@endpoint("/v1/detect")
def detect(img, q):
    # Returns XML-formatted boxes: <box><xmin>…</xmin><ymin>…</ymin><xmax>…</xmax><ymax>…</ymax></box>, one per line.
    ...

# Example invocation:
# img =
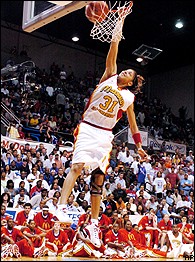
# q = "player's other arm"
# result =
<box><xmin>126</xmin><ymin>103</ymin><xmax>148</xmax><ymax>159</ymax></box>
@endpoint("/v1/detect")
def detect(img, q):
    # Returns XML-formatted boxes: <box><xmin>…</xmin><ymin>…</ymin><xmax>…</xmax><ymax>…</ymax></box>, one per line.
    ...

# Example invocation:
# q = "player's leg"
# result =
<box><xmin>85</xmin><ymin>168</ymin><xmax>105</xmax><ymax>248</ymax></box>
<box><xmin>59</xmin><ymin>163</ymin><xmax>84</xmax><ymax>205</ymax></box>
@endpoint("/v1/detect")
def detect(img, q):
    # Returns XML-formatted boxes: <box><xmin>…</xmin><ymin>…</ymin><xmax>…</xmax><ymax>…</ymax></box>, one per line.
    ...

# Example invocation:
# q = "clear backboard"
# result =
<box><xmin>22</xmin><ymin>1</ymin><xmax>92</xmax><ymax>33</ymax></box>
<box><xmin>132</xmin><ymin>44</ymin><xmax>163</xmax><ymax>60</ymax></box>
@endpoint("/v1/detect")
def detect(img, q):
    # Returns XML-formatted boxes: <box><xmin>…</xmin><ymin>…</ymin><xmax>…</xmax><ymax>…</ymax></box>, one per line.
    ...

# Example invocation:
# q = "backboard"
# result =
<box><xmin>132</xmin><ymin>44</ymin><xmax>163</xmax><ymax>60</ymax></box>
<box><xmin>22</xmin><ymin>1</ymin><xmax>92</xmax><ymax>33</ymax></box>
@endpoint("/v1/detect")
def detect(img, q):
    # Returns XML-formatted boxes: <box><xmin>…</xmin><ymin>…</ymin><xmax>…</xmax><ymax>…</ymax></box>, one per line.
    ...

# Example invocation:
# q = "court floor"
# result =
<box><xmin>6</xmin><ymin>256</ymin><xmax>186</xmax><ymax>261</ymax></box>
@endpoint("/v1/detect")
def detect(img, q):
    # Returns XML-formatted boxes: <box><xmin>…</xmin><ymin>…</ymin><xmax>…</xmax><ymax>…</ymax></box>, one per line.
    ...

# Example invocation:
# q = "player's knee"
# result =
<box><xmin>71</xmin><ymin>163</ymin><xmax>84</xmax><ymax>176</ymax></box>
<box><xmin>90</xmin><ymin>168</ymin><xmax>105</xmax><ymax>196</ymax></box>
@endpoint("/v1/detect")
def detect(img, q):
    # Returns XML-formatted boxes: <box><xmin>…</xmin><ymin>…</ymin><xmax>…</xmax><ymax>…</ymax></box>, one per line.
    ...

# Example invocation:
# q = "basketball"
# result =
<box><xmin>85</xmin><ymin>1</ymin><xmax>109</xmax><ymax>23</ymax></box>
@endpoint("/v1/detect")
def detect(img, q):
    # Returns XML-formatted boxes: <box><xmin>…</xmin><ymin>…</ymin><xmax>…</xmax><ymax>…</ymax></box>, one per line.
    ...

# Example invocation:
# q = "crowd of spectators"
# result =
<box><xmin>1</xmin><ymin>59</ymin><xmax>194</xmax><ymax>258</ymax></box>
<box><xmin>1</xmin><ymin>134</ymin><xmax>194</xmax><ymax>257</ymax></box>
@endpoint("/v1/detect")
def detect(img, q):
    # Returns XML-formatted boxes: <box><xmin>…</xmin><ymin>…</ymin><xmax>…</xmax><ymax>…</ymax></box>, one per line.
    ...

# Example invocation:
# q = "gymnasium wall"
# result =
<box><xmin>1</xmin><ymin>22</ymin><xmax>194</xmax><ymax>120</ymax></box>
<box><xmin>149</xmin><ymin>65</ymin><xmax>194</xmax><ymax>120</ymax></box>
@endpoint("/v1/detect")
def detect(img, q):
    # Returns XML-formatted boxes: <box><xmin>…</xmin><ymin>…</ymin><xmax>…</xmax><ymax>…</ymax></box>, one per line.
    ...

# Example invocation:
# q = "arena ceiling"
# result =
<box><xmin>1</xmin><ymin>0</ymin><xmax>194</xmax><ymax>76</ymax></box>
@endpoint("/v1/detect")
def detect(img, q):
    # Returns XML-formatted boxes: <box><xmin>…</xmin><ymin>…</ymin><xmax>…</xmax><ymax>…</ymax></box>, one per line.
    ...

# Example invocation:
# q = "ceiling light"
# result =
<box><xmin>175</xmin><ymin>19</ymin><xmax>183</xmax><ymax>29</ymax></box>
<box><xmin>72</xmin><ymin>36</ymin><xmax>79</xmax><ymax>42</ymax></box>
<box><xmin>136</xmin><ymin>57</ymin><xmax>143</xmax><ymax>62</ymax></box>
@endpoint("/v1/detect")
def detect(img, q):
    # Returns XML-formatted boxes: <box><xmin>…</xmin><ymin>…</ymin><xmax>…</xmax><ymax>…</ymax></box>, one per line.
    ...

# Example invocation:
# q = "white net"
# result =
<box><xmin>90</xmin><ymin>1</ymin><xmax>133</xmax><ymax>43</ymax></box>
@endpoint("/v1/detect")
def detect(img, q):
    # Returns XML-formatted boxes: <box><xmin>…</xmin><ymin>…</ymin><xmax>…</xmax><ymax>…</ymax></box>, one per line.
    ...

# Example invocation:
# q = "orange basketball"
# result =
<box><xmin>85</xmin><ymin>1</ymin><xmax>109</xmax><ymax>23</ymax></box>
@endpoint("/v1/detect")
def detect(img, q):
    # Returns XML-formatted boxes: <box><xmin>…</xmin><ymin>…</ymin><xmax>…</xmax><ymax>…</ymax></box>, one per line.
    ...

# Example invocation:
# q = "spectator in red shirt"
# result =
<box><xmin>165</xmin><ymin>167</ymin><xmax>180</xmax><ymax>190</ymax></box>
<box><xmin>18</xmin><ymin>126</ymin><xmax>25</xmax><ymax>139</ymax></box>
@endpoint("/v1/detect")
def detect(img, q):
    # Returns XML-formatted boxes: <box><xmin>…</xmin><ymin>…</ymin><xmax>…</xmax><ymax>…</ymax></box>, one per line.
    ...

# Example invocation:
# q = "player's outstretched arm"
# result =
<box><xmin>99</xmin><ymin>9</ymin><xmax>128</xmax><ymax>84</ymax></box>
<box><xmin>99</xmin><ymin>41</ymin><xmax>119</xmax><ymax>84</ymax></box>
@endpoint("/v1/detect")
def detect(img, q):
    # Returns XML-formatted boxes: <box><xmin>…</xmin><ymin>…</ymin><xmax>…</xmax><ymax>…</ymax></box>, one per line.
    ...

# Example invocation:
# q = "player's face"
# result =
<box><xmin>7</xmin><ymin>219</ymin><xmax>14</xmax><ymax>228</ymax></box>
<box><xmin>118</xmin><ymin>69</ymin><xmax>136</xmax><ymax>85</ymax></box>
<box><xmin>24</xmin><ymin>206</ymin><xmax>31</xmax><ymax>214</ymax></box>
<box><xmin>1</xmin><ymin>206</ymin><xmax>6</xmax><ymax>215</ymax></box>
<box><xmin>113</xmin><ymin>223</ymin><xmax>119</xmax><ymax>233</ymax></box>
<box><xmin>29</xmin><ymin>221</ymin><xmax>36</xmax><ymax>229</ymax></box>
<box><xmin>181</xmin><ymin>217</ymin><xmax>187</xmax><ymax>223</ymax></box>
<box><xmin>172</xmin><ymin>225</ymin><xmax>179</xmax><ymax>233</ymax></box>
<box><xmin>125</xmin><ymin>221</ymin><xmax>132</xmax><ymax>231</ymax></box>
<box><xmin>53</xmin><ymin>222</ymin><xmax>60</xmax><ymax>231</ymax></box>
<box><xmin>163</xmin><ymin>215</ymin><xmax>169</xmax><ymax>223</ymax></box>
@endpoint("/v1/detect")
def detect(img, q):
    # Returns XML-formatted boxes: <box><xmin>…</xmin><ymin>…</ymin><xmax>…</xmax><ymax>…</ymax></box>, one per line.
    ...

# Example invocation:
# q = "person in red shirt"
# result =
<box><xmin>138</xmin><ymin>208</ymin><xmax>161</xmax><ymax>248</ymax></box>
<box><xmin>1</xmin><ymin>218</ymin><xmax>34</xmax><ymax>257</ymax></box>
<box><xmin>22</xmin><ymin>219</ymin><xmax>46</xmax><ymax>248</ymax></box>
<box><xmin>122</xmin><ymin>220</ymin><xmax>176</xmax><ymax>258</ymax></box>
<box><xmin>15</xmin><ymin>203</ymin><xmax>33</xmax><ymax>226</ymax></box>
<box><xmin>44</xmin><ymin>220</ymin><xmax>73</xmax><ymax>256</ymax></box>
<box><xmin>177</xmin><ymin>216</ymin><xmax>194</xmax><ymax>242</ymax></box>
<box><xmin>18</xmin><ymin>126</ymin><xmax>25</xmax><ymax>139</ymax></box>
<box><xmin>157</xmin><ymin>213</ymin><xmax>172</xmax><ymax>250</ymax></box>
<box><xmin>165</xmin><ymin>167</ymin><xmax>180</xmax><ymax>190</ymax></box>
<box><xmin>77</xmin><ymin>205</ymin><xmax>91</xmax><ymax>227</ymax></box>
<box><xmin>104</xmin><ymin>222</ymin><xmax>135</xmax><ymax>258</ymax></box>
<box><xmin>34</xmin><ymin>205</ymin><xmax>54</xmax><ymax>233</ymax></box>
<box><xmin>98</xmin><ymin>206</ymin><xmax>112</xmax><ymax>241</ymax></box>
<box><xmin>30</xmin><ymin>179</ymin><xmax>43</xmax><ymax>198</ymax></box>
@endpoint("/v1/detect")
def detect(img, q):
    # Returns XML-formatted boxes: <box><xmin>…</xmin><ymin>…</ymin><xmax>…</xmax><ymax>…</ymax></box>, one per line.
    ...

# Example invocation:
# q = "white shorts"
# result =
<box><xmin>72</xmin><ymin>122</ymin><xmax>114</xmax><ymax>173</ymax></box>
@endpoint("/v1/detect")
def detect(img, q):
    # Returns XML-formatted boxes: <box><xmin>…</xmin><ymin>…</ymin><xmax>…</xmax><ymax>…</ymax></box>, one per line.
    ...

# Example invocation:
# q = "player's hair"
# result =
<box><xmin>24</xmin><ymin>203</ymin><xmax>32</xmax><ymax>208</ymax></box>
<box><xmin>128</xmin><ymin>73</ymin><xmax>146</xmax><ymax>95</ymax></box>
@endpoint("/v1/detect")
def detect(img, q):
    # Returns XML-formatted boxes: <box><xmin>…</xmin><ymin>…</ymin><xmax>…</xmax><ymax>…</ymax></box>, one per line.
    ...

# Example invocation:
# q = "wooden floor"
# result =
<box><xmin>5</xmin><ymin>256</ymin><xmax>186</xmax><ymax>261</ymax></box>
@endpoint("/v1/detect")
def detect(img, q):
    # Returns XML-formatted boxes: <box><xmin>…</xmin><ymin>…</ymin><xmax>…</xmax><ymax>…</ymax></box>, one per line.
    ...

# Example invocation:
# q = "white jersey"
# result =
<box><xmin>167</xmin><ymin>231</ymin><xmax>194</xmax><ymax>256</ymax></box>
<box><xmin>167</xmin><ymin>231</ymin><xmax>183</xmax><ymax>249</ymax></box>
<box><xmin>83</xmin><ymin>75</ymin><xmax>135</xmax><ymax>130</ymax></box>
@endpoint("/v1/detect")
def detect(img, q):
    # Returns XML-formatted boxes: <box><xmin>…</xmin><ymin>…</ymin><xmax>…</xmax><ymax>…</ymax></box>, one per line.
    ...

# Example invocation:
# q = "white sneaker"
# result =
<box><xmin>153</xmin><ymin>244</ymin><xmax>158</xmax><ymax>249</ymax></box>
<box><xmin>84</xmin><ymin>223</ymin><xmax>101</xmax><ymax>248</ymax></box>
<box><xmin>104</xmin><ymin>249</ymin><xmax>117</xmax><ymax>257</ymax></box>
<box><xmin>160</xmin><ymin>246</ymin><xmax>167</xmax><ymax>252</ymax></box>
<box><xmin>92</xmin><ymin>250</ymin><xmax>103</xmax><ymax>258</ymax></box>
<box><xmin>167</xmin><ymin>249</ymin><xmax>174</xmax><ymax>258</ymax></box>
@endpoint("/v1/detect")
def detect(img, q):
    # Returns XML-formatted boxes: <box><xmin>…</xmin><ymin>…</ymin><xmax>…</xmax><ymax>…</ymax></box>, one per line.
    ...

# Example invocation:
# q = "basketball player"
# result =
<box><xmin>22</xmin><ymin>219</ymin><xmax>48</xmax><ymax>258</ymax></box>
<box><xmin>157</xmin><ymin>213</ymin><xmax>172</xmax><ymax>250</ymax></box>
<box><xmin>122</xmin><ymin>220</ymin><xmax>176</xmax><ymax>258</ymax></box>
<box><xmin>138</xmin><ymin>208</ymin><xmax>161</xmax><ymax>248</ymax></box>
<box><xmin>15</xmin><ymin>203</ymin><xmax>34</xmax><ymax>226</ymax></box>
<box><xmin>166</xmin><ymin>224</ymin><xmax>194</xmax><ymax>258</ymax></box>
<box><xmin>1</xmin><ymin>218</ymin><xmax>34</xmax><ymax>257</ymax></box>
<box><xmin>177</xmin><ymin>216</ymin><xmax>194</xmax><ymax>242</ymax></box>
<box><xmin>104</xmin><ymin>222</ymin><xmax>135</xmax><ymax>258</ymax></box>
<box><xmin>44</xmin><ymin>220</ymin><xmax>73</xmax><ymax>257</ymax></box>
<box><xmin>33</xmin><ymin>205</ymin><xmax>54</xmax><ymax>233</ymax></box>
<box><xmin>60</xmin><ymin>6</ymin><xmax>148</xmax><ymax>248</ymax></box>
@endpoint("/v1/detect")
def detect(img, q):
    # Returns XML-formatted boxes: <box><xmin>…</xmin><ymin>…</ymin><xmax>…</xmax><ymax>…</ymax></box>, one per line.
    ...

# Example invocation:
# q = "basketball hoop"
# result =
<box><xmin>89</xmin><ymin>1</ymin><xmax>133</xmax><ymax>43</ymax></box>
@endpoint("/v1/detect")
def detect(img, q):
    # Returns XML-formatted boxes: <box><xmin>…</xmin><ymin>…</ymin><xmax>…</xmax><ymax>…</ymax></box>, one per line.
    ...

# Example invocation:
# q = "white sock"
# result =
<box><xmin>91</xmin><ymin>219</ymin><xmax>98</xmax><ymax>226</ymax></box>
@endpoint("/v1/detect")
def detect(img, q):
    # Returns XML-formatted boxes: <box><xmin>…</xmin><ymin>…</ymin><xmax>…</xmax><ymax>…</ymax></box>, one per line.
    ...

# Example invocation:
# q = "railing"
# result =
<box><xmin>1</xmin><ymin>102</ymin><xmax>21</xmax><ymax>126</ymax></box>
<box><xmin>1</xmin><ymin>114</ymin><xmax>10</xmax><ymax>128</ymax></box>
